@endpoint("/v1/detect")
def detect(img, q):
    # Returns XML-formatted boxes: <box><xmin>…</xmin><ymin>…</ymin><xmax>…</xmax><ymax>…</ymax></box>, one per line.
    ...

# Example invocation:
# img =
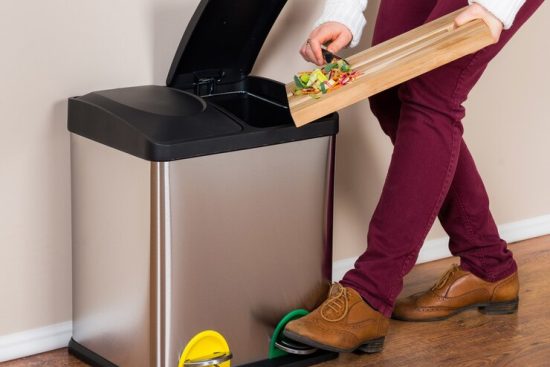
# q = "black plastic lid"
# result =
<box><xmin>167</xmin><ymin>0</ymin><xmax>287</xmax><ymax>88</ymax></box>
<box><xmin>68</xmin><ymin>84</ymin><xmax>338</xmax><ymax>162</ymax></box>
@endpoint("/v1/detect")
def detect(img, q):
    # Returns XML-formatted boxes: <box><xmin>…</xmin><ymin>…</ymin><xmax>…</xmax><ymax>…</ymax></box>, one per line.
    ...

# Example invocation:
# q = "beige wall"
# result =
<box><xmin>0</xmin><ymin>0</ymin><xmax>548</xmax><ymax>338</ymax></box>
<box><xmin>0</xmin><ymin>0</ymin><xmax>197</xmax><ymax>337</ymax></box>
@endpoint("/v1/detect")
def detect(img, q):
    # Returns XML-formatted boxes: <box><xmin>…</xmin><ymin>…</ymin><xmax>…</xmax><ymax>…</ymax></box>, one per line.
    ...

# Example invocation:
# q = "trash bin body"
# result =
<box><xmin>68</xmin><ymin>1</ymin><xmax>339</xmax><ymax>366</ymax></box>
<box><xmin>71</xmin><ymin>130</ymin><xmax>335</xmax><ymax>367</ymax></box>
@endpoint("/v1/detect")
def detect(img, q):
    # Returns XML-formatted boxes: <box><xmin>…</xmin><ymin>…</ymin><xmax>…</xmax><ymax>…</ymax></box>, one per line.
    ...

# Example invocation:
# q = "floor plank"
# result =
<box><xmin>0</xmin><ymin>349</ymin><xmax>87</xmax><ymax>367</ymax></box>
<box><xmin>2</xmin><ymin>235</ymin><xmax>549</xmax><ymax>367</ymax></box>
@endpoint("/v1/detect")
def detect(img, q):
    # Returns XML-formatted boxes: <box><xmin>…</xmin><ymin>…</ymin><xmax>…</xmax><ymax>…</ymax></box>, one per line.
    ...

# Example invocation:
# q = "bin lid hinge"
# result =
<box><xmin>193</xmin><ymin>70</ymin><xmax>226</xmax><ymax>97</ymax></box>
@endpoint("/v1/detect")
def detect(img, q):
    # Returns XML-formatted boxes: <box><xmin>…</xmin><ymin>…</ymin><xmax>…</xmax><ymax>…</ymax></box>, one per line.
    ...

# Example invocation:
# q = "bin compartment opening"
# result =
<box><xmin>203</xmin><ymin>75</ymin><xmax>294</xmax><ymax>129</ymax></box>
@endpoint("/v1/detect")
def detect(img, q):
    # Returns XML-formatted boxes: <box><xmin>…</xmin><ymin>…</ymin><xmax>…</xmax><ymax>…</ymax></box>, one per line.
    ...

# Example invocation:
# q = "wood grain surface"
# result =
<box><xmin>0</xmin><ymin>349</ymin><xmax>87</xmax><ymax>367</ymax></box>
<box><xmin>287</xmin><ymin>8</ymin><xmax>495</xmax><ymax>127</ymax></box>
<box><xmin>317</xmin><ymin>235</ymin><xmax>550</xmax><ymax>367</ymax></box>
<box><xmin>2</xmin><ymin>236</ymin><xmax>549</xmax><ymax>367</ymax></box>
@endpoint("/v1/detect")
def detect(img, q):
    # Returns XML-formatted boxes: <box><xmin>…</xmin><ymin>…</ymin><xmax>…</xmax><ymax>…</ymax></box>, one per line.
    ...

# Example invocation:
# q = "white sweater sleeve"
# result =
<box><xmin>314</xmin><ymin>0</ymin><xmax>368</xmax><ymax>48</ymax></box>
<box><xmin>470</xmin><ymin>0</ymin><xmax>526</xmax><ymax>29</ymax></box>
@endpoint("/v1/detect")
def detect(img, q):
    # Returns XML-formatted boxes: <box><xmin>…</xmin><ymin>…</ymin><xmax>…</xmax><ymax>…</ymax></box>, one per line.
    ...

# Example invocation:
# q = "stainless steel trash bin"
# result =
<box><xmin>68</xmin><ymin>1</ymin><xmax>339</xmax><ymax>366</ymax></box>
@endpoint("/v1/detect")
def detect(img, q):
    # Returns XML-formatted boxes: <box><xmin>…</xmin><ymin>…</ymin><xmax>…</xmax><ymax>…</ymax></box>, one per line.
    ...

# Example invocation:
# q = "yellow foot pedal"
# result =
<box><xmin>179</xmin><ymin>330</ymin><xmax>232</xmax><ymax>367</ymax></box>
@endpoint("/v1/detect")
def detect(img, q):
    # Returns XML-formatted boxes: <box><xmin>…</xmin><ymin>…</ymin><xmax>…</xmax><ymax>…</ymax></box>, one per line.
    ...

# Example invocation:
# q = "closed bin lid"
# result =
<box><xmin>166</xmin><ymin>0</ymin><xmax>287</xmax><ymax>88</ymax></box>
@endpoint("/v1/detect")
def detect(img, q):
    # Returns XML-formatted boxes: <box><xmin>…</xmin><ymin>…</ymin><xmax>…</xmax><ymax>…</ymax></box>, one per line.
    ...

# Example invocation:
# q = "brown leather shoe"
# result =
<box><xmin>393</xmin><ymin>264</ymin><xmax>519</xmax><ymax>321</ymax></box>
<box><xmin>283</xmin><ymin>283</ymin><xmax>389</xmax><ymax>353</ymax></box>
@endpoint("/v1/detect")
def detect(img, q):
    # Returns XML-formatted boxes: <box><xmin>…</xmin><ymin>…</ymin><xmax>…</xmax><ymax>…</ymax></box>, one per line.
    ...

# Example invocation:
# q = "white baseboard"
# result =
<box><xmin>0</xmin><ymin>321</ymin><xmax>72</xmax><ymax>363</ymax></box>
<box><xmin>333</xmin><ymin>214</ymin><xmax>550</xmax><ymax>281</ymax></box>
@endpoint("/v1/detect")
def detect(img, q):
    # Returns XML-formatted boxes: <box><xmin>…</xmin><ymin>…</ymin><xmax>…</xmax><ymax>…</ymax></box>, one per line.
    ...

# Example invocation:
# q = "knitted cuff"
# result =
<box><xmin>470</xmin><ymin>0</ymin><xmax>526</xmax><ymax>29</ymax></box>
<box><xmin>314</xmin><ymin>0</ymin><xmax>368</xmax><ymax>48</ymax></box>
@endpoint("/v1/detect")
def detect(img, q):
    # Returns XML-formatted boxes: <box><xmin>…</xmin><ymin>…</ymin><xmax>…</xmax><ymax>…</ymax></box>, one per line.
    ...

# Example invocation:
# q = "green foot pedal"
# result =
<box><xmin>269</xmin><ymin>309</ymin><xmax>317</xmax><ymax>359</ymax></box>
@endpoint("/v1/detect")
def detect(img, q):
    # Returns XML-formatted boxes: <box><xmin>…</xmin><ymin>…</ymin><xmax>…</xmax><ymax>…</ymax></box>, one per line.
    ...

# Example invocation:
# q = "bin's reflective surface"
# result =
<box><xmin>71</xmin><ymin>134</ymin><xmax>334</xmax><ymax>367</ymax></box>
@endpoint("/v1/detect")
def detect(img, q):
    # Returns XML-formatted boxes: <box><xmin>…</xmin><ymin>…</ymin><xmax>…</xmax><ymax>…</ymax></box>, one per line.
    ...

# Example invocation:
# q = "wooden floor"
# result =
<box><xmin>2</xmin><ymin>235</ymin><xmax>549</xmax><ymax>367</ymax></box>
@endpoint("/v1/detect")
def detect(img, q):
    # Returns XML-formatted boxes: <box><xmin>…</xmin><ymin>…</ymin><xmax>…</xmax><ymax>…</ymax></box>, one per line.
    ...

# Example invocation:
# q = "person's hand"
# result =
<box><xmin>455</xmin><ymin>3</ymin><xmax>503</xmax><ymax>43</ymax></box>
<box><xmin>300</xmin><ymin>22</ymin><xmax>353</xmax><ymax>66</ymax></box>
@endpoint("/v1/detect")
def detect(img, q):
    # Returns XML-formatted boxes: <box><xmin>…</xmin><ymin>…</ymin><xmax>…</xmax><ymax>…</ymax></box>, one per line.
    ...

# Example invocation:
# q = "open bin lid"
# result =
<box><xmin>166</xmin><ymin>0</ymin><xmax>287</xmax><ymax>89</ymax></box>
<box><xmin>68</xmin><ymin>0</ymin><xmax>339</xmax><ymax>162</ymax></box>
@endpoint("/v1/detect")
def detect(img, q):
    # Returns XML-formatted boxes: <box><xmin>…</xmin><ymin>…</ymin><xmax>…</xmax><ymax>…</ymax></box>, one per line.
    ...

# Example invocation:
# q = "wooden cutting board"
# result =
<box><xmin>287</xmin><ymin>8</ymin><xmax>495</xmax><ymax>127</ymax></box>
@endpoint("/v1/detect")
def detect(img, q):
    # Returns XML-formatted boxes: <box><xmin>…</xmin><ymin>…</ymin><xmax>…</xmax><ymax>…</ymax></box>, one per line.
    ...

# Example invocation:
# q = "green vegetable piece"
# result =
<box><xmin>341</xmin><ymin>63</ymin><xmax>350</xmax><ymax>72</ymax></box>
<box><xmin>300</xmin><ymin>73</ymin><xmax>310</xmax><ymax>84</ymax></box>
<box><xmin>320</xmin><ymin>82</ymin><xmax>327</xmax><ymax>94</ymax></box>
<box><xmin>294</xmin><ymin>75</ymin><xmax>305</xmax><ymax>89</ymax></box>
<box><xmin>307</xmin><ymin>72</ymin><xmax>318</xmax><ymax>87</ymax></box>
<box><xmin>315</xmin><ymin>69</ymin><xmax>328</xmax><ymax>83</ymax></box>
<box><xmin>323</xmin><ymin>63</ymin><xmax>338</xmax><ymax>73</ymax></box>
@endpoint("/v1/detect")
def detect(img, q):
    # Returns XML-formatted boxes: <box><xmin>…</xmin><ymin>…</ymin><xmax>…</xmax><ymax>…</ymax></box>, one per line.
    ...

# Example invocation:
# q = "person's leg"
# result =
<box><xmin>439</xmin><ymin>143</ymin><xmax>515</xmax><ymax>281</ymax></box>
<box><xmin>342</xmin><ymin>0</ymin><xmax>544</xmax><ymax>317</ymax></box>
<box><xmin>283</xmin><ymin>2</ymin><xmax>439</xmax><ymax>353</ymax></box>
<box><xmin>369</xmin><ymin>1</ymin><xmax>518</xmax><ymax>282</ymax></box>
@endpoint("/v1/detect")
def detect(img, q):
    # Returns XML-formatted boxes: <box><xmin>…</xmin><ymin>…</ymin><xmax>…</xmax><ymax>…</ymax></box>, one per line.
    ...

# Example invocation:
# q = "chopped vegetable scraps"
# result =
<box><xmin>292</xmin><ymin>59</ymin><xmax>361</xmax><ymax>99</ymax></box>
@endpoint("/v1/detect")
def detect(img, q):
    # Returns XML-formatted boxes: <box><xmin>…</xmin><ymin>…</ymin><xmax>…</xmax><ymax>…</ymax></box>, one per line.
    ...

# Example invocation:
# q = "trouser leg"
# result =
<box><xmin>341</xmin><ymin>0</ymin><xmax>543</xmax><ymax>317</ymax></box>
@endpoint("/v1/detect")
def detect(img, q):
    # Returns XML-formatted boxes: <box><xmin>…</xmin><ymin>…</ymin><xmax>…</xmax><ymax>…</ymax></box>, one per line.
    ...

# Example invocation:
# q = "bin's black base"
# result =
<box><xmin>239</xmin><ymin>350</ymin><xmax>338</xmax><ymax>367</ymax></box>
<box><xmin>68</xmin><ymin>339</ymin><xmax>117</xmax><ymax>367</ymax></box>
<box><xmin>69</xmin><ymin>338</ymin><xmax>338</xmax><ymax>367</ymax></box>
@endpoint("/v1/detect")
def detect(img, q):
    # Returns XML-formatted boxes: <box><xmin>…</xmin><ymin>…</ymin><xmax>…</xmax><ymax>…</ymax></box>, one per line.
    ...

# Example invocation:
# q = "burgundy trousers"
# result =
<box><xmin>340</xmin><ymin>0</ymin><xmax>544</xmax><ymax>318</ymax></box>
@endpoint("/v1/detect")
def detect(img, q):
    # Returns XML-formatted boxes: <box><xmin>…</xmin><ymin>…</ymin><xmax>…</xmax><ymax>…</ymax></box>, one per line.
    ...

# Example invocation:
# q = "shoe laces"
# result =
<box><xmin>431</xmin><ymin>264</ymin><xmax>460</xmax><ymax>291</ymax></box>
<box><xmin>320</xmin><ymin>283</ymin><xmax>350</xmax><ymax>322</ymax></box>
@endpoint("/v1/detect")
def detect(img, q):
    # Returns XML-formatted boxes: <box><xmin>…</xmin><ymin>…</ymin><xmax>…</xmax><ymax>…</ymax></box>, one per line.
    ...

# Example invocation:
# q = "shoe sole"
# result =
<box><xmin>282</xmin><ymin>330</ymin><xmax>385</xmax><ymax>354</ymax></box>
<box><xmin>391</xmin><ymin>298</ymin><xmax>519</xmax><ymax>322</ymax></box>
